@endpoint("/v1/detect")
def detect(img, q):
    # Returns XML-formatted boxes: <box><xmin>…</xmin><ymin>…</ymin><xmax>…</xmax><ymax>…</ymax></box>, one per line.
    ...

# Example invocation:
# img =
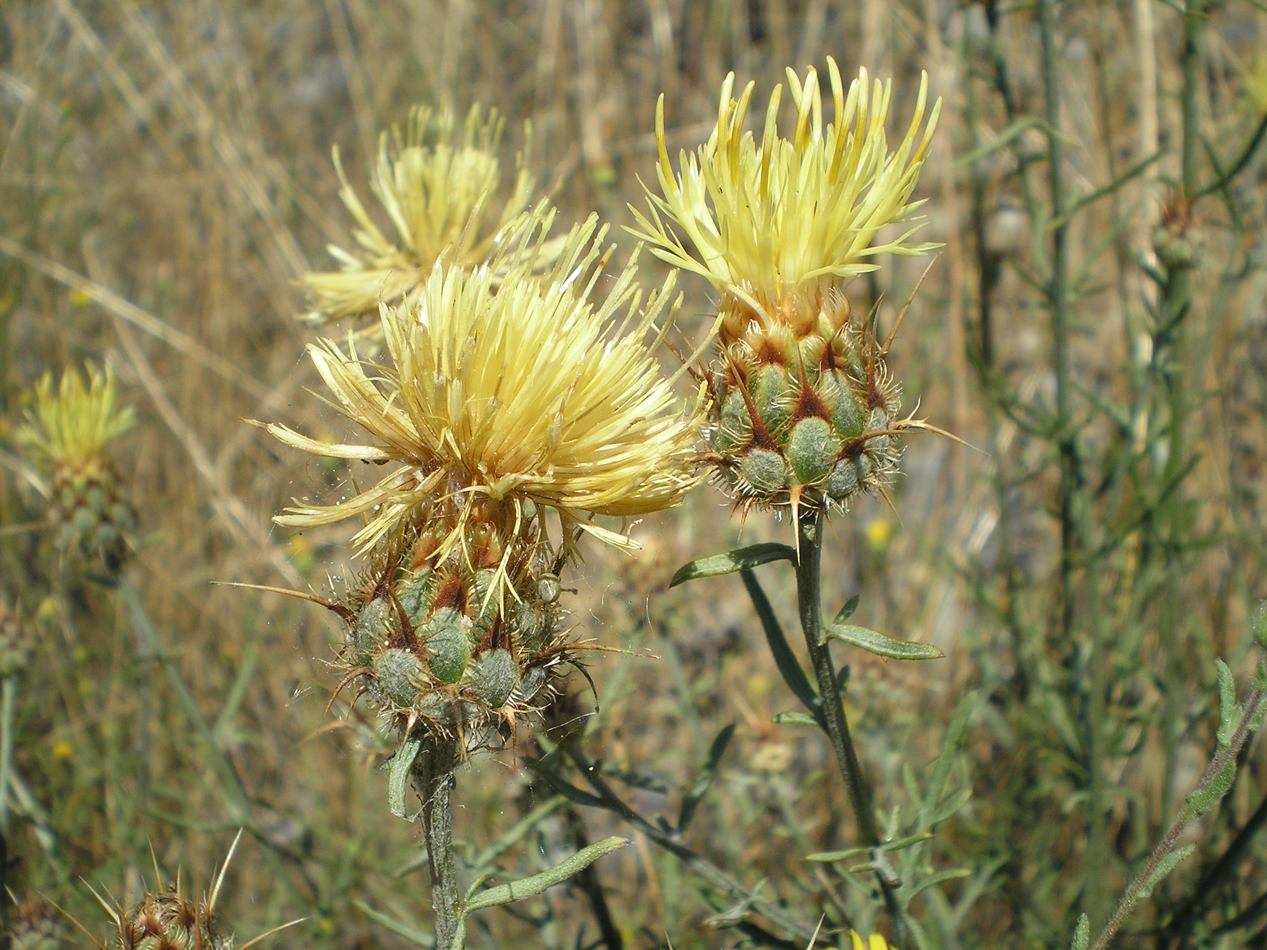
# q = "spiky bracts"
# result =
<box><xmin>113</xmin><ymin>887</ymin><xmax>232</xmax><ymax>950</ymax></box>
<box><xmin>17</xmin><ymin>363</ymin><xmax>138</xmax><ymax>571</ymax></box>
<box><xmin>268</xmin><ymin>212</ymin><xmax>703</xmax><ymax>754</ymax></box>
<box><xmin>333</xmin><ymin>498</ymin><xmax>572</xmax><ymax>753</ymax></box>
<box><xmin>633</xmin><ymin>59</ymin><xmax>939</xmax><ymax>513</ymax></box>
<box><xmin>302</xmin><ymin>103</ymin><xmax>553</xmax><ymax>325</ymax></box>
<box><xmin>0</xmin><ymin>593</ymin><xmax>31</xmax><ymax>678</ymax></box>
<box><xmin>7</xmin><ymin>898</ymin><xmax>68</xmax><ymax>950</ymax></box>
<box><xmin>708</xmin><ymin>290</ymin><xmax>902</xmax><ymax>511</ymax></box>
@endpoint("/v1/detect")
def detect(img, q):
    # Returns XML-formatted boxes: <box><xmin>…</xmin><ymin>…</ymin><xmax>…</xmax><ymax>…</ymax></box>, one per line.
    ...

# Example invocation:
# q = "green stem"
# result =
<box><xmin>0</xmin><ymin>677</ymin><xmax>13</xmax><ymax>835</ymax></box>
<box><xmin>793</xmin><ymin>507</ymin><xmax>904</xmax><ymax>943</ymax></box>
<box><xmin>1090</xmin><ymin>685</ymin><xmax>1265</xmax><ymax>950</ymax></box>
<box><xmin>415</xmin><ymin>735</ymin><xmax>462</xmax><ymax>950</ymax></box>
<box><xmin>1158</xmin><ymin>0</ymin><xmax>1205</xmax><ymax>834</ymax></box>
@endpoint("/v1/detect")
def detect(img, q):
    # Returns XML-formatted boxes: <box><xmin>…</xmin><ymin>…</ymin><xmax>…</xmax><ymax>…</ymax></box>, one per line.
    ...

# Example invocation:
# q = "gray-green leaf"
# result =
<box><xmin>388</xmin><ymin>737</ymin><xmax>423</xmax><ymax>821</ymax></box>
<box><xmin>1136</xmin><ymin>844</ymin><xmax>1195</xmax><ymax>901</ymax></box>
<box><xmin>463</xmin><ymin>836</ymin><xmax>630</xmax><ymax>914</ymax></box>
<box><xmin>825</xmin><ymin>623</ymin><xmax>944</xmax><ymax>661</ymax></box>
<box><xmin>1070</xmin><ymin>913</ymin><xmax>1090</xmax><ymax>950</ymax></box>
<box><xmin>669</xmin><ymin>543</ymin><xmax>796</xmax><ymax>587</ymax></box>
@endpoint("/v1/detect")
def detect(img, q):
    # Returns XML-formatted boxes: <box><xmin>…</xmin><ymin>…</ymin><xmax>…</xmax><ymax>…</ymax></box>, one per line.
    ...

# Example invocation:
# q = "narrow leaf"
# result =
<box><xmin>1215</xmin><ymin>659</ymin><xmax>1239</xmax><ymax>748</ymax></box>
<box><xmin>678</xmin><ymin>724</ymin><xmax>735</xmax><ymax>832</ymax></box>
<box><xmin>825</xmin><ymin>623</ymin><xmax>944</xmax><ymax>661</ymax></box>
<box><xmin>387</xmin><ymin>738</ymin><xmax>422</xmax><ymax>821</ymax></box>
<box><xmin>669</xmin><ymin>543</ymin><xmax>796</xmax><ymax>587</ymax></box>
<box><xmin>774</xmin><ymin>711</ymin><xmax>820</xmax><ymax>728</ymax></box>
<box><xmin>353</xmin><ymin>901</ymin><xmax>432</xmax><ymax>946</ymax></box>
<box><xmin>1136</xmin><ymin>844</ymin><xmax>1196</xmax><ymax>901</ymax></box>
<box><xmin>907</xmin><ymin>867</ymin><xmax>972</xmax><ymax>900</ymax></box>
<box><xmin>806</xmin><ymin>846</ymin><xmax>870</xmax><ymax>863</ymax></box>
<box><xmin>1070</xmin><ymin>913</ymin><xmax>1090</xmax><ymax>950</ymax></box>
<box><xmin>834</xmin><ymin>595</ymin><xmax>861</xmax><ymax>624</ymax></box>
<box><xmin>1183</xmin><ymin>762</ymin><xmax>1236</xmax><ymax>820</ymax></box>
<box><xmin>464</xmin><ymin>836</ymin><xmax>631</xmax><ymax>914</ymax></box>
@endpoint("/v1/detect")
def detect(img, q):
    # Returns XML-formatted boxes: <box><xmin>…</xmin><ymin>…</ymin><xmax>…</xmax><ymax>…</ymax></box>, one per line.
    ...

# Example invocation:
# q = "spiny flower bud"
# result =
<box><xmin>7</xmin><ymin>898</ymin><xmax>68</xmax><ymax>950</ymax></box>
<box><xmin>709</xmin><ymin>290</ymin><xmax>902</xmax><ymax>510</ymax></box>
<box><xmin>17</xmin><ymin>363</ymin><xmax>137</xmax><ymax>573</ymax></box>
<box><xmin>633</xmin><ymin>59</ymin><xmax>940</xmax><ymax>513</ymax></box>
<box><xmin>0</xmin><ymin>594</ymin><xmax>31</xmax><ymax>678</ymax></box>
<box><xmin>97</xmin><ymin>833</ymin><xmax>297</xmax><ymax>949</ymax></box>
<box><xmin>337</xmin><ymin>498</ymin><xmax>570</xmax><ymax>751</ymax></box>
<box><xmin>114</xmin><ymin>887</ymin><xmax>231</xmax><ymax>950</ymax></box>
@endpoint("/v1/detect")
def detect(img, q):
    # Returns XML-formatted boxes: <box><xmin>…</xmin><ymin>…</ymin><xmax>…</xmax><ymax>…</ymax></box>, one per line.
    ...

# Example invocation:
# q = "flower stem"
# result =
<box><xmin>794</xmin><ymin>506</ymin><xmax>904</xmax><ymax>943</ymax></box>
<box><xmin>415</xmin><ymin>735</ymin><xmax>462</xmax><ymax>950</ymax></box>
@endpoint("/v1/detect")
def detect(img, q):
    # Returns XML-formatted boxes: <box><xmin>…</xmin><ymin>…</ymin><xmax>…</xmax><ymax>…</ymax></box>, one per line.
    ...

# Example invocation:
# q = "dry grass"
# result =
<box><xmin>2</xmin><ymin>2</ymin><xmax>1266</xmax><ymax>947</ymax></box>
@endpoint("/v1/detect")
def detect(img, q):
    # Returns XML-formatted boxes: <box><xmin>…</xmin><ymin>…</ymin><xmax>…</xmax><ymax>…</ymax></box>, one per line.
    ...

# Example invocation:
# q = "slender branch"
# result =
<box><xmin>1163</xmin><ymin>791</ymin><xmax>1267</xmax><ymax>940</ymax></box>
<box><xmin>557</xmin><ymin>743</ymin><xmax>820</xmax><ymax>943</ymax></box>
<box><xmin>793</xmin><ymin>507</ymin><xmax>905</xmax><ymax>944</ymax></box>
<box><xmin>415</xmin><ymin>735</ymin><xmax>462</xmax><ymax>950</ymax></box>
<box><xmin>1089</xmin><ymin>685</ymin><xmax>1266</xmax><ymax>950</ymax></box>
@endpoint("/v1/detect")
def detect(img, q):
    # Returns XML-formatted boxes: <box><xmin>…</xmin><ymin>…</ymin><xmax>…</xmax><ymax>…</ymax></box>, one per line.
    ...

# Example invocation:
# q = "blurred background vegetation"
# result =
<box><xmin>2</xmin><ymin>1</ymin><xmax>1266</xmax><ymax>947</ymax></box>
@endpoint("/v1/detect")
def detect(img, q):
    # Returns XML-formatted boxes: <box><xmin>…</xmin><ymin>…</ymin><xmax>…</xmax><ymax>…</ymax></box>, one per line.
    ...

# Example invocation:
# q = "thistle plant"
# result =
<box><xmin>82</xmin><ymin>834</ymin><xmax>301</xmax><ymax>949</ymax></box>
<box><xmin>266</xmin><ymin>210</ymin><xmax>701</xmax><ymax>947</ymax></box>
<box><xmin>17</xmin><ymin>363</ymin><xmax>137</xmax><ymax>575</ymax></box>
<box><xmin>632</xmin><ymin>59</ymin><xmax>940</xmax><ymax>514</ymax></box>
<box><xmin>6</xmin><ymin>898</ymin><xmax>68</xmax><ymax>950</ymax></box>
<box><xmin>302</xmin><ymin>104</ymin><xmax>554</xmax><ymax>326</ymax></box>
<box><xmin>637</xmin><ymin>60</ymin><xmax>946</xmax><ymax>942</ymax></box>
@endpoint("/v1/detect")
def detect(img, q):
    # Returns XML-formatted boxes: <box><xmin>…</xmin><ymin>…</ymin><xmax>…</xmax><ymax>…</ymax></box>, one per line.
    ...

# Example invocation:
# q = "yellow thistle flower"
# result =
<box><xmin>18</xmin><ymin>364</ymin><xmax>138</xmax><ymax>567</ymax></box>
<box><xmin>18</xmin><ymin>363</ymin><xmax>135</xmax><ymax>473</ymax></box>
<box><xmin>850</xmin><ymin>932</ymin><xmax>896</xmax><ymax>950</ymax></box>
<box><xmin>267</xmin><ymin>211</ymin><xmax>704</xmax><ymax>577</ymax></box>
<box><xmin>631</xmin><ymin>58</ymin><xmax>940</xmax><ymax>322</ymax></box>
<box><xmin>630</xmin><ymin>61</ymin><xmax>941</xmax><ymax>513</ymax></box>
<box><xmin>303</xmin><ymin>103</ymin><xmax>553</xmax><ymax>325</ymax></box>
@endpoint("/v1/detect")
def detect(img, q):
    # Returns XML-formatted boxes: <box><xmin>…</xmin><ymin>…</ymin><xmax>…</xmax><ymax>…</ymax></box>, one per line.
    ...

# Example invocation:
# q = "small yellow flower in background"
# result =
<box><xmin>632</xmin><ymin>60</ymin><xmax>941</xmax><ymax>514</ymax></box>
<box><xmin>18</xmin><ymin>363</ymin><xmax>138</xmax><ymax>570</ymax></box>
<box><xmin>67</xmin><ymin>287</ymin><xmax>93</xmax><ymax>308</ymax></box>
<box><xmin>302</xmin><ymin>103</ymin><xmax>555</xmax><ymax>325</ymax></box>
<box><xmin>51</xmin><ymin>739</ymin><xmax>73</xmax><ymax>760</ymax></box>
<box><xmin>850</xmin><ymin>931</ymin><xmax>896</xmax><ymax>950</ymax></box>
<box><xmin>864</xmin><ymin>515</ymin><xmax>894</xmax><ymax>554</ymax></box>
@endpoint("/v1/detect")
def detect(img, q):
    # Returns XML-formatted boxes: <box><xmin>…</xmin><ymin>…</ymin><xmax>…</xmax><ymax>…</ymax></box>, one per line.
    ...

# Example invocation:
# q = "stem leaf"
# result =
<box><xmin>1070</xmin><ymin>913</ymin><xmax>1090</xmax><ymax>950</ymax></box>
<box><xmin>387</xmin><ymin>737</ymin><xmax>423</xmax><ymax>821</ymax></box>
<box><xmin>463</xmin><ymin>836</ymin><xmax>631</xmax><ymax>914</ymax></box>
<box><xmin>669</xmin><ymin>543</ymin><xmax>796</xmax><ymax>587</ymax></box>
<box><xmin>773</xmin><ymin>710</ymin><xmax>820</xmax><ymax>728</ymax></box>
<box><xmin>824</xmin><ymin>623</ymin><xmax>944</xmax><ymax>661</ymax></box>
<box><xmin>1215</xmin><ymin>659</ymin><xmax>1239</xmax><ymax>748</ymax></box>
<box><xmin>834</xmin><ymin>594</ymin><xmax>861</xmax><ymax>624</ymax></box>
<box><xmin>1183</xmin><ymin>761</ymin><xmax>1235</xmax><ymax>820</ymax></box>
<box><xmin>353</xmin><ymin>900</ymin><xmax>432</xmax><ymax>947</ymax></box>
<box><xmin>1136</xmin><ymin>843</ymin><xmax>1196</xmax><ymax>901</ymax></box>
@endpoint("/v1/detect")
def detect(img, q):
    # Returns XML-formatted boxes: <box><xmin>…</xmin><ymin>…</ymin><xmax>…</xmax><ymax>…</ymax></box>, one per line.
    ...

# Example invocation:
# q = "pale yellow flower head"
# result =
<box><xmin>18</xmin><ymin>363</ymin><xmax>136</xmax><ymax>475</ymax></box>
<box><xmin>268</xmin><ymin>211</ymin><xmax>704</xmax><ymax>581</ymax></box>
<box><xmin>632</xmin><ymin>58</ymin><xmax>940</xmax><ymax>325</ymax></box>
<box><xmin>303</xmin><ymin>103</ymin><xmax>552</xmax><ymax>325</ymax></box>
